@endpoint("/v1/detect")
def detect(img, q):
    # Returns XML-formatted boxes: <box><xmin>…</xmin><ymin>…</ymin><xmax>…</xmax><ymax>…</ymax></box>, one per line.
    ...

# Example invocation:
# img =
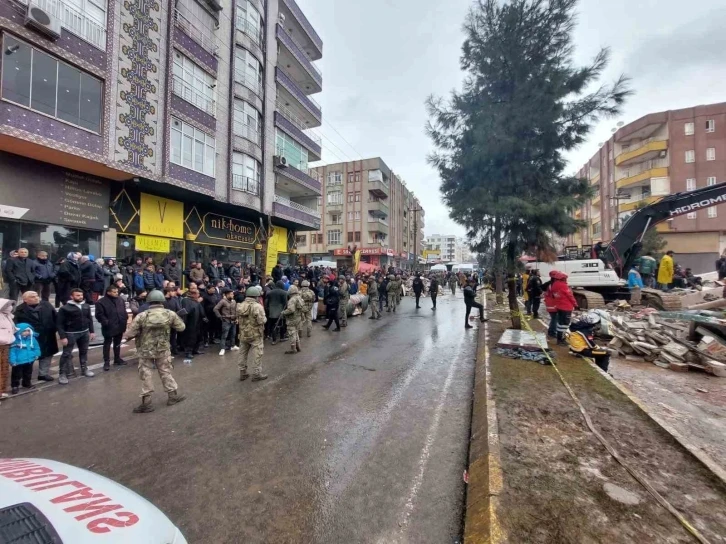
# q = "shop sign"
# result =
<box><xmin>203</xmin><ymin>214</ymin><xmax>256</xmax><ymax>245</ymax></box>
<box><xmin>140</xmin><ymin>193</ymin><xmax>183</xmax><ymax>238</ymax></box>
<box><xmin>333</xmin><ymin>247</ymin><xmax>395</xmax><ymax>257</ymax></box>
<box><xmin>0</xmin><ymin>152</ymin><xmax>109</xmax><ymax>230</ymax></box>
<box><xmin>136</xmin><ymin>235</ymin><xmax>170</xmax><ymax>253</ymax></box>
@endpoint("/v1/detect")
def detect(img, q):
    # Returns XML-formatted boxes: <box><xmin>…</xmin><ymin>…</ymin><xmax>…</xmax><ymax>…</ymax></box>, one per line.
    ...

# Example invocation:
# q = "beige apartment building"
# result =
<box><xmin>297</xmin><ymin>158</ymin><xmax>425</xmax><ymax>269</ymax></box>
<box><xmin>568</xmin><ymin>102</ymin><xmax>726</xmax><ymax>272</ymax></box>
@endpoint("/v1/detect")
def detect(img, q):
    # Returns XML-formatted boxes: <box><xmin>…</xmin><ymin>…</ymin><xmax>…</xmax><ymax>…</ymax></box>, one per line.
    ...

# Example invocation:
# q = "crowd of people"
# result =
<box><xmin>0</xmin><ymin>250</ymin><xmax>488</xmax><ymax>407</ymax></box>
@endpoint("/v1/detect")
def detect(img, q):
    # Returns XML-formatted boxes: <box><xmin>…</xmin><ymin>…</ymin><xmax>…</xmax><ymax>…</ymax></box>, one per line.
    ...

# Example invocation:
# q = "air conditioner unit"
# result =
<box><xmin>274</xmin><ymin>155</ymin><xmax>288</xmax><ymax>168</ymax></box>
<box><xmin>278</xmin><ymin>13</ymin><xmax>286</xmax><ymax>24</ymax></box>
<box><xmin>25</xmin><ymin>4</ymin><xmax>61</xmax><ymax>40</ymax></box>
<box><xmin>658</xmin><ymin>150</ymin><xmax>667</xmax><ymax>159</ymax></box>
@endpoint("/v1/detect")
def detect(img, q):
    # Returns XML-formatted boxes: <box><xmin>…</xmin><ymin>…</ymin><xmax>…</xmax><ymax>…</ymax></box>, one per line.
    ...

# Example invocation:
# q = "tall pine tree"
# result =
<box><xmin>427</xmin><ymin>0</ymin><xmax>630</xmax><ymax>327</ymax></box>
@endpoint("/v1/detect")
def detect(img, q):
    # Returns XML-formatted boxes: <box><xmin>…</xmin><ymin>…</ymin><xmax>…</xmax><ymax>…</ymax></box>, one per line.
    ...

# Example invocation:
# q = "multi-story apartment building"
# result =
<box><xmin>425</xmin><ymin>234</ymin><xmax>458</xmax><ymax>262</ymax></box>
<box><xmin>0</xmin><ymin>0</ymin><xmax>322</xmax><ymax>275</ymax></box>
<box><xmin>297</xmin><ymin>158</ymin><xmax>425</xmax><ymax>269</ymax></box>
<box><xmin>568</xmin><ymin>102</ymin><xmax>726</xmax><ymax>271</ymax></box>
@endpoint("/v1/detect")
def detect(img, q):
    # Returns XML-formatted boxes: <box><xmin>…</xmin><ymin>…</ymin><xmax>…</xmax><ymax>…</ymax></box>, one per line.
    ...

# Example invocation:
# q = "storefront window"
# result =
<box><xmin>188</xmin><ymin>243</ymin><xmax>255</xmax><ymax>269</ymax></box>
<box><xmin>0</xmin><ymin>220</ymin><xmax>100</xmax><ymax>264</ymax></box>
<box><xmin>115</xmin><ymin>235</ymin><xmax>184</xmax><ymax>267</ymax></box>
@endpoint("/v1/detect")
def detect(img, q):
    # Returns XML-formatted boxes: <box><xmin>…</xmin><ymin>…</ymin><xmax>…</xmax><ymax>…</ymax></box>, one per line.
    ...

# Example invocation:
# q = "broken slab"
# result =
<box><xmin>497</xmin><ymin>329</ymin><xmax>548</xmax><ymax>352</ymax></box>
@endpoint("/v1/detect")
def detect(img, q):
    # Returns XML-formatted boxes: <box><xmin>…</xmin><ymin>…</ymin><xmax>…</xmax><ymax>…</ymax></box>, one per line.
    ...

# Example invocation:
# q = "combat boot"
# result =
<box><xmin>167</xmin><ymin>390</ymin><xmax>186</xmax><ymax>406</ymax></box>
<box><xmin>133</xmin><ymin>395</ymin><xmax>154</xmax><ymax>413</ymax></box>
<box><xmin>284</xmin><ymin>348</ymin><xmax>297</xmax><ymax>354</ymax></box>
<box><xmin>252</xmin><ymin>374</ymin><xmax>268</xmax><ymax>382</ymax></box>
<box><xmin>296</xmin><ymin>341</ymin><xmax>301</xmax><ymax>353</ymax></box>
<box><xmin>240</xmin><ymin>370</ymin><xmax>249</xmax><ymax>381</ymax></box>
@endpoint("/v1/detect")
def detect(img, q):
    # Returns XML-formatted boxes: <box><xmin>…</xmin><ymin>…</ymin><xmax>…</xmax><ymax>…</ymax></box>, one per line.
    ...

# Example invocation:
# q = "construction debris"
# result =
<box><xmin>583</xmin><ymin>302</ymin><xmax>726</xmax><ymax>376</ymax></box>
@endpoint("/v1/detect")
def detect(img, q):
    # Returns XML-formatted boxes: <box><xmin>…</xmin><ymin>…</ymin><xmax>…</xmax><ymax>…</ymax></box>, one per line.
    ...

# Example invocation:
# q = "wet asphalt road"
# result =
<box><xmin>1</xmin><ymin>291</ymin><xmax>478</xmax><ymax>543</ymax></box>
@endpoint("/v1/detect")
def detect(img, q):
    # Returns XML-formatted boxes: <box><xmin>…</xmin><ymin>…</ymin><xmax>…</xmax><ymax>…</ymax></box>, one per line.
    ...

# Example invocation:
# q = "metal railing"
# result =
<box><xmin>616</xmin><ymin>157</ymin><xmax>669</xmax><ymax>181</ymax></box>
<box><xmin>235</xmin><ymin>16</ymin><xmax>263</xmax><ymax>47</ymax></box>
<box><xmin>235</xmin><ymin>69</ymin><xmax>263</xmax><ymax>97</ymax></box>
<box><xmin>172</xmin><ymin>75</ymin><xmax>216</xmax><ymax>116</ymax></box>
<box><xmin>275</xmin><ymin>102</ymin><xmax>322</xmax><ymax>146</ymax></box>
<box><xmin>175</xmin><ymin>7</ymin><xmax>218</xmax><ymax>54</ymax></box>
<box><xmin>276</xmin><ymin>68</ymin><xmax>321</xmax><ymax>112</ymax></box>
<box><xmin>19</xmin><ymin>0</ymin><xmax>106</xmax><ymax>49</ymax></box>
<box><xmin>232</xmin><ymin>175</ymin><xmax>259</xmax><ymax>195</ymax></box>
<box><xmin>274</xmin><ymin>194</ymin><xmax>321</xmax><ymax>218</ymax></box>
<box><xmin>233</xmin><ymin>121</ymin><xmax>261</xmax><ymax>146</ymax></box>
<box><xmin>368</xmin><ymin>217</ymin><xmax>389</xmax><ymax>226</ymax></box>
<box><xmin>618</xmin><ymin>136</ymin><xmax>666</xmax><ymax>157</ymax></box>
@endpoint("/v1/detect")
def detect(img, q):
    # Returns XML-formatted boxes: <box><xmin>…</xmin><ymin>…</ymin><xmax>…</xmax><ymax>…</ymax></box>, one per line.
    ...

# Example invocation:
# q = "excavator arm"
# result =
<box><xmin>602</xmin><ymin>182</ymin><xmax>726</xmax><ymax>276</ymax></box>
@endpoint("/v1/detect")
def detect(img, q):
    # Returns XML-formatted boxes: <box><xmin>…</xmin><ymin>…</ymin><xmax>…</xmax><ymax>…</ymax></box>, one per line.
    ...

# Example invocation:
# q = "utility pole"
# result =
<box><xmin>411</xmin><ymin>205</ymin><xmax>423</xmax><ymax>271</ymax></box>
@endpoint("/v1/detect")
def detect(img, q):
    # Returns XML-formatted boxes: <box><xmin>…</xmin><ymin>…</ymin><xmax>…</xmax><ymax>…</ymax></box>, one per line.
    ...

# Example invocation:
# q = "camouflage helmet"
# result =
<box><xmin>246</xmin><ymin>286</ymin><xmax>262</xmax><ymax>297</ymax></box>
<box><xmin>147</xmin><ymin>290</ymin><xmax>165</xmax><ymax>303</ymax></box>
<box><xmin>388</xmin><ymin>274</ymin><xmax>395</xmax><ymax>280</ymax></box>
<box><xmin>301</xmin><ymin>280</ymin><xmax>310</xmax><ymax>287</ymax></box>
<box><xmin>288</xmin><ymin>285</ymin><xmax>300</xmax><ymax>295</ymax></box>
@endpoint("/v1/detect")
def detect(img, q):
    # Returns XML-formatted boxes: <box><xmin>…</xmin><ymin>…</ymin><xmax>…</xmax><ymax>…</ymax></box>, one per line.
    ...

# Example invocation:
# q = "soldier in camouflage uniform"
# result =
<box><xmin>282</xmin><ymin>285</ymin><xmax>305</xmax><ymax>354</ymax></box>
<box><xmin>125</xmin><ymin>290</ymin><xmax>187</xmax><ymax>414</ymax></box>
<box><xmin>386</xmin><ymin>274</ymin><xmax>398</xmax><ymax>313</ymax></box>
<box><xmin>237</xmin><ymin>286</ymin><xmax>267</xmax><ymax>382</ymax></box>
<box><xmin>395</xmin><ymin>274</ymin><xmax>403</xmax><ymax>307</ymax></box>
<box><xmin>367</xmin><ymin>275</ymin><xmax>380</xmax><ymax>320</ymax></box>
<box><xmin>300</xmin><ymin>280</ymin><xmax>315</xmax><ymax>338</ymax></box>
<box><xmin>338</xmin><ymin>277</ymin><xmax>350</xmax><ymax>327</ymax></box>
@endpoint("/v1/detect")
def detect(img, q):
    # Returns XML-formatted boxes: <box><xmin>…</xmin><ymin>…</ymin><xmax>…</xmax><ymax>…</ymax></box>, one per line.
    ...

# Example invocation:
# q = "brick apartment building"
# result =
<box><xmin>568</xmin><ymin>102</ymin><xmax>726</xmax><ymax>272</ymax></box>
<box><xmin>297</xmin><ymin>158</ymin><xmax>425</xmax><ymax>269</ymax></box>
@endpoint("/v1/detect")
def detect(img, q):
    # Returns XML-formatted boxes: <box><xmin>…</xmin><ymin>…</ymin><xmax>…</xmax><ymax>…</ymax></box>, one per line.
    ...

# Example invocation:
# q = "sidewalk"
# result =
<box><xmin>464</xmin><ymin>295</ymin><xmax>726</xmax><ymax>543</ymax></box>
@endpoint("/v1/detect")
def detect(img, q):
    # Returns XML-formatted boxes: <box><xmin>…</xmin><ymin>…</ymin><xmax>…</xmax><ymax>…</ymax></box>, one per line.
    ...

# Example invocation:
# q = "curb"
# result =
<box><xmin>464</xmin><ymin>297</ymin><xmax>507</xmax><ymax>544</ymax></box>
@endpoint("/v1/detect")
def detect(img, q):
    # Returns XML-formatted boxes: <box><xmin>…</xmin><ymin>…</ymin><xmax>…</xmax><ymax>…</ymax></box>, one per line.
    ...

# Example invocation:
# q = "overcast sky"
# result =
<box><xmin>296</xmin><ymin>0</ymin><xmax>726</xmax><ymax>240</ymax></box>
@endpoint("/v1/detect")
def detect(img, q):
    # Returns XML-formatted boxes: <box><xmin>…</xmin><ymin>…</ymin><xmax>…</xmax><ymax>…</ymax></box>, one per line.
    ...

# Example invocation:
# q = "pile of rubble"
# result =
<box><xmin>590</xmin><ymin>306</ymin><xmax>726</xmax><ymax>377</ymax></box>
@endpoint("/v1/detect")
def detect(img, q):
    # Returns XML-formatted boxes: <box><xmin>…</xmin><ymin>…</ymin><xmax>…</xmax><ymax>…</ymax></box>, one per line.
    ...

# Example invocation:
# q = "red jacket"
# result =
<box><xmin>550</xmin><ymin>272</ymin><xmax>577</xmax><ymax>312</ymax></box>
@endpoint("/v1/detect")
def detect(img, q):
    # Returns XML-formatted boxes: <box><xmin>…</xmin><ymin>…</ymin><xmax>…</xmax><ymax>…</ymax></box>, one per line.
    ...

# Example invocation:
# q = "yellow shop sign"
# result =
<box><xmin>140</xmin><ymin>193</ymin><xmax>184</xmax><ymax>238</ymax></box>
<box><xmin>136</xmin><ymin>235</ymin><xmax>171</xmax><ymax>253</ymax></box>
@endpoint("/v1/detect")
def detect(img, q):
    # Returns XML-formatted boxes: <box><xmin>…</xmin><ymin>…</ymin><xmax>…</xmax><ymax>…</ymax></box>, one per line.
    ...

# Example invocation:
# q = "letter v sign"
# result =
<box><xmin>157</xmin><ymin>201</ymin><xmax>167</xmax><ymax>223</ymax></box>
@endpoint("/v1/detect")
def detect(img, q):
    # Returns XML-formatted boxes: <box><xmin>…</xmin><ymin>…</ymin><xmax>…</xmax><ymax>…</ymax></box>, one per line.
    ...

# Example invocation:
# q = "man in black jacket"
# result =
<box><xmin>6</xmin><ymin>248</ymin><xmax>36</xmax><ymax>302</ymax></box>
<box><xmin>201</xmin><ymin>284</ymin><xmax>221</xmax><ymax>346</ymax></box>
<box><xmin>463</xmin><ymin>279</ymin><xmax>487</xmax><ymax>330</ymax></box>
<box><xmin>79</xmin><ymin>256</ymin><xmax>96</xmax><ymax>304</ymax></box>
<box><xmin>163</xmin><ymin>258</ymin><xmax>182</xmax><ymax>286</ymax></box>
<box><xmin>322</xmin><ymin>283</ymin><xmax>341</xmax><ymax>331</ymax></box>
<box><xmin>56</xmin><ymin>288</ymin><xmax>95</xmax><ymax>384</ymax></box>
<box><xmin>56</xmin><ymin>252</ymin><xmax>82</xmax><ymax>308</ymax></box>
<box><xmin>526</xmin><ymin>270</ymin><xmax>544</xmax><ymax>318</ymax></box>
<box><xmin>412</xmin><ymin>272</ymin><xmax>424</xmax><ymax>309</ymax></box>
<box><xmin>33</xmin><ymin>251</ymin><xmax>56</xmax><ymax>302</ymax></box>
<box><xmin>272</xmin><ymin>263</ymin><xmax>283</xmax><ymax>283</ymax></box>
<box><xmin>95</xmin><ymin>285</ymin><xmax>128</xmax><ymax>371</ymax></box>
<box><xmin>14</xmin><ymin>290</ymin><xmax>58</xmax><ymax>382</ymax></box>
<box><xmin>180</xmin><ymin>290</ymin><xmax>204</xmax><ymax>360</ymax></box>
<box><xmin>429</xmin><ymin>275</ymin><xmax>440</xmax><ymax>310</ymax></box>
<box><xmin>228</xmin><ymin>261</ymin><xmax>242</xmax><ymax>288</ymax></box>
<box><xmin>207</xmin><ymin>259</ymin><xmax>221</xmax><ymax>285</ymax></box>
<box><xmin>265</xmin><ymin>280</ymin><xmax>288</xmax><ymax>344</ymax></box>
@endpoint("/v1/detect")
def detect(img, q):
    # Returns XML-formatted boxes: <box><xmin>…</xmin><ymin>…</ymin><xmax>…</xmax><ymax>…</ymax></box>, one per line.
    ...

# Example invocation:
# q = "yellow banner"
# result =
<box><xmin>353</xmin><ymin>249</ymin><xmax>361</xmax><ymax>274</ymax></box>
<box><xmin>136</xmin><ymin>235</ymin><xmax>170</xmax><ymax>253</ymax></box>
<box><xmin>266</xmin><ymin>249</ymin><xmax>279</xmax><ymax>277</ymax></box>
<box><xmin>266</xmin><ymin>225</ymin><xmax>289</xmax><ymax>275</ymax></box>
<box><xmin>140</xmin><ymin>193</ymin><xmax>184</xmax><ymax>238</ymax></box>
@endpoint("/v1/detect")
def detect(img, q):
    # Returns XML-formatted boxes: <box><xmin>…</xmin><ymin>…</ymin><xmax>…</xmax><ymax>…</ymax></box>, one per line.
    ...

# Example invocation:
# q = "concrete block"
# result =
<box><xmin>669</xmin><ymin>362</ymin><xmax>689</xmax><ymax>372</ymax></box>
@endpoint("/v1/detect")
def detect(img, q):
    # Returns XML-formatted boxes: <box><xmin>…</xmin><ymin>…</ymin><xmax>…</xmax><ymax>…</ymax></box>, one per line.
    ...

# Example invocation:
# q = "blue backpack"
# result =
<box><xmin>133</xmin><ymin>272</ymin><xmax>144</xmax><ymax>291</ymax></box>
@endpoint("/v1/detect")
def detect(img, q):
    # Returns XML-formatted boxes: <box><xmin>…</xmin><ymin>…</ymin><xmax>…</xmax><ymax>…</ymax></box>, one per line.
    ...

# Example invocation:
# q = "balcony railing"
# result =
<box><xmin>175</xmin><ymin>7</ymin><xmax>218</xmax><ymax>54</ymax></box>
<box><xmin>235</xmin><ymin>16</ymin><xmax>263</xmax><ymax>48</ymax></box>
<box><xmin>275</xmin><ymin>68</ymin><xmax>321</xmax><ymax>121</ymax></box>
<box><xmin>232</xmin><ymin>175</ymin><xmax>259</xmax><ymax>195</ymax></box>
<box><xmin>280</xmin><ymin>0</ymin><xmax>323</xmax><ymax>52</ymax></box>
<box><xmin>275</xmin><ymin>101</ymin><xmax>322</xmax><ymax>146</ymax></box>
<box><xmin>368</xmin><ymin>217</ymin><xmax>389</xmax><ymax>226</ymax></box>
<box><xmin>274</xmin><ymin>195</ymin><xmax>320</xmax><ymax>218</ymax></box>
<box><xmin>274</xmin><ymin>195</ymin><xmax>321</xmax><ymax>228</ymax></box>
<box><xmin>276</xmin><ymin>24</ymin><xmax>322</xmax><ymax>86</ymax></box>
<box><xmin>172</xmin><ymin>75</ymin><xmax>216</xmax><ymax>116</ymax></box>
<box><xmin>19</xmin><ymin>0</ymin><xmax>106</xmax><ymax>49</ymax></box>
<box><xmin>616</xmin><ymin>158</ymin><xmax>669</xmax><ymax>181</ymax></box>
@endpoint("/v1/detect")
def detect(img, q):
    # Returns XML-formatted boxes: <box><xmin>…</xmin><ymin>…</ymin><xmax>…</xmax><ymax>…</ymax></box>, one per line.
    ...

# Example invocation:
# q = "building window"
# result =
<box><xmin>172</xmin><ymin>52</ymin><xmax>216</xmax><ymax>115</ymax></box>
<box><xmin>295</xmin><ymin>234</ymin><xmax>306</xmax><ymax>246</ymax></box>
<box><xmin>0</xmin><ymin>36</ymin><xmax>102</xmax><ymax>133</ymax></box>
<box><xmin>236</xmin><ymin>0</ymin><xmax>263</xmax><ymax>46</ymax></box>
<box><xmin>706</xmin><ymin>120</ymin><xmax>715</xmax><ymax>133</ymax></box>
<box><xmin>355</xmin><ymin>173</ymin><xmax>361</xmax><ymax>182</ymax></box>
<box><xmin>275</xmin><ymin>129</ymin><xmax>309</xmax><ymax>171</ymax></box>
<box><xmin>328</xmin><ymin>192</ymin><xmax>342</xmax><ymax>205</ymax></box>
<box><xmin>347</xmin><ymin>231</ymin><xmax>353</xmax><ymax>243</ymax></box>
<box><xmin>170</xmin><ymin>117</ymin><xmax>215</xmax><ymax>176</ymax></box>
<box><xmin>686</xmin><ymin>178</ymin><xmax>696</xmax><ymax>191</ymax></box>
<box><xmin>355</xmin><ymin>192</ymin><xmax>361</xmax><ymax>202</ymax></box>
<box><xmin>347</xmin><ymin>193</ymin><xmax>354</xmax><ymax>203</ymax></box>
<box><xmin>354</xmin><ymin>232</ymin><xmax>361</xmax><ymax>242</ymax></box>
<box><xmin>316</xmin><ymin>234</ymin><xmax>323</xmax><ymax>244</ymax></box>
<box><xmin>233</xmin><ymin>99</ymin><xmax>261</xmax><ymax>145</ymax></box>
<box><xmin>232</xmin><ymin>152</ymin><xmax>260</xmax><ymax>194</ymax></box>
<box><xmin>330</xmin><ymin>213</ymin><xmax>341</xmax><ymax>224</ymax></box>
<box><xmin>687</xmin><ymin>212</ymin><xmax>697</xmax><ymax>219</ymax></box>
<box><xmin>609</xmin><ymin>171</ymin><xmax>613</xmax><ymax>183</ymax></box>
<box><xmin>328</xmin><ymin>230</ymin><xmax>341</xmax><ymax>245</ymax></box>
<box><xmin>708</xmin><ymin>176</ymin><xmax>717</xmax><ymax>186</ymax></box>
<box><xmin>709</xmin><ymin>206</ymin><xmax>718</xmax><ymax>219</ymax></box>
<box><xmin>685</xmin><ymin>150</ymin><xmax>695</xmax><ymax>163</ymax></box>
<box><xmin>347</xmin><ymin>211</ymin><xmax>353</xmax><ymax>220</ymax></box>
<box><xmin>348</xmin><ymin>172</ymin><xmax>354</xmax><ymax>182</ymax></box>
<box><xmin>355</xmin><ymin>211</ymin><xmax>361</xmax><ymax>220</ymax></box>
<box><xmin>707</xmin><ymin>148</ymin><xmax>716</xmax><ymax>161</ymax></box>
<box><xmin>234</xmin><ymin>47</ymin><xmax>263</xmax><ymax>96</ymax></box>
<box><xmin>685</xmin><ymin>122</ymin><xmax>694</xmax><ymax>135</ymax></box>
<box><xmin>327</xmin><ymin>171</ymin><xmax>342</xmax><ymax>185</ymax></box>
<box><xmin>177</xmin><ymin>0</ymin><xmax>217</xmax><ymax>53</ymax></box>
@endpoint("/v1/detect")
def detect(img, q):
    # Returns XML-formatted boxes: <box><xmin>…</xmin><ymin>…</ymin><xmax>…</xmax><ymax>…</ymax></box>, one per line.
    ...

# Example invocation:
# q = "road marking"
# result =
<box><xmin>396</xmin><ymin>337</ymin><xmax>466</xmax><ymax>537</ymax></box>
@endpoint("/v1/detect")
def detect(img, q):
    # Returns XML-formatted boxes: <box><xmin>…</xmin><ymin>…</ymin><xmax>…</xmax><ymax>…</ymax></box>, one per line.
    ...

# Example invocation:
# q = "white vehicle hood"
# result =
<box><xmin>0</xmin><ymin>458</ymin><xmax>186</xmax><ymax>543</ymax></box>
